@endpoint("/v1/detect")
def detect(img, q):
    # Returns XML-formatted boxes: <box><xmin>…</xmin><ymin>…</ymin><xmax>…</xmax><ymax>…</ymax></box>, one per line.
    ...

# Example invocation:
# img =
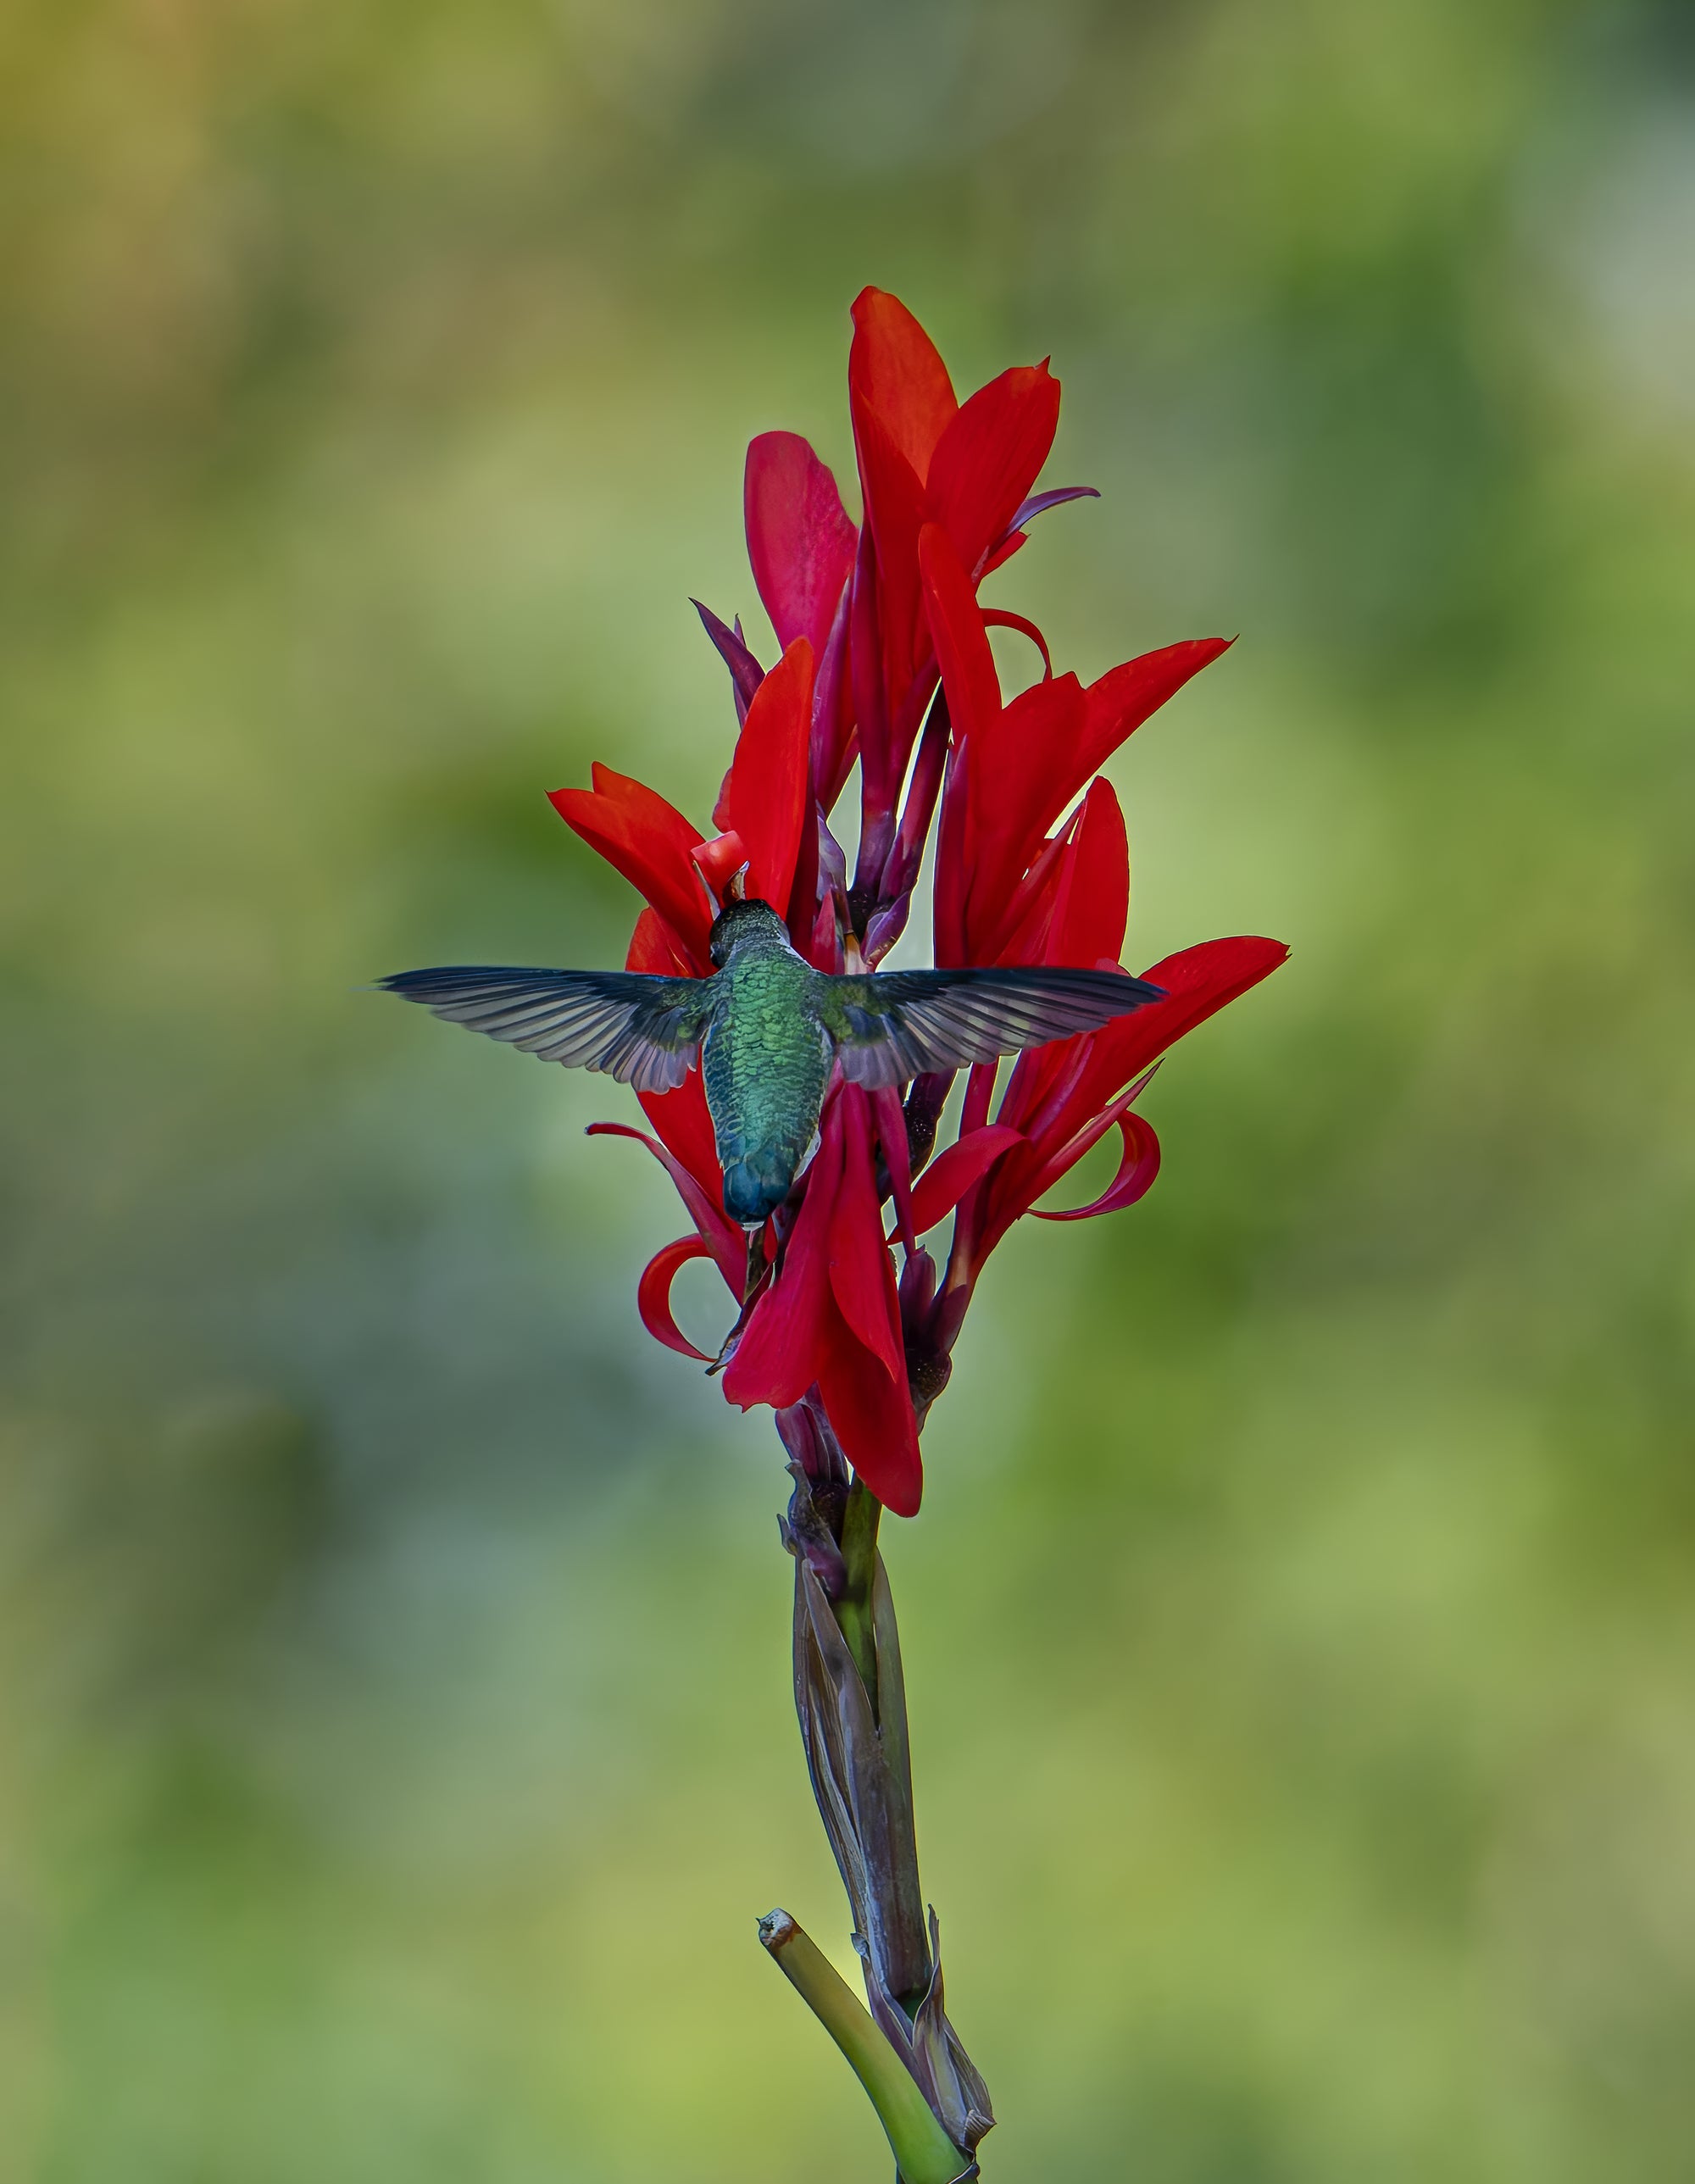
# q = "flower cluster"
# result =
<box><xmin>554</xmin><ymin>291</ymin><xmax>1287</xmax><ymax>1516</ymax></box>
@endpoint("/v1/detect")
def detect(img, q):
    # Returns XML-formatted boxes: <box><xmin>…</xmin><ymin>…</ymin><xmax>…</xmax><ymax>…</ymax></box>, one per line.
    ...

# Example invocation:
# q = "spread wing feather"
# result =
<box><xmin>379</xmin><ymin>966</ymin><xmax>713</xmax><ymax>1094</ymax></box>
<box><xmin>828</xmin><ymin>964</ymin><xmax>1164</xmax><ymax>1089</ymax></box>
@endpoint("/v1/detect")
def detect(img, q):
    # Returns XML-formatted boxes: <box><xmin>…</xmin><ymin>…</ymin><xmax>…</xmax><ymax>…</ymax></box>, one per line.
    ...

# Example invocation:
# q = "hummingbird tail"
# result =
<box><xmin>722</xmin><ymin>1152</ymin><xmax>794</xmax><ymax>1225</ymax></box>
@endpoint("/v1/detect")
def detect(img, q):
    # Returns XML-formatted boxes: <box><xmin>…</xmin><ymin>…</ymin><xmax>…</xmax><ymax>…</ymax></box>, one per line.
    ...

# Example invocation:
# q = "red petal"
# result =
<box><xmin>926</xmin><ymin>361</ymin><xmax>1061</xmax><ymax>579</ymax></box>
<box><xmin>817</xmin><ymin>1325</ymin><xmax>923</xmax><ymax>1518</ymax></box>
<box><xmin>868</xmin><ymin>1085</ymin><xmax>917</xmax><ymax>1256</ymax></box>
<box><xmin>1044</xmin><ymin>778</ymin><xmax>1129</xmax><ymax>970</ymax></box>
<box><xmin>721</xmin><ymin>1111</ymin><xmax>844</xmax><ymax>1411</ymax></box>
<box><xmin>692</xmin><ymin>829</ymin><xmax>749</xmax><ymax>906</ymax></box>
<box><xmin>637</xmin><ymin>1236</ymin><xmax>720</xmax><ymax>1360</ymax></box>
<box><xmin>725</xmin><ymin>637</ymin><xmax>814</xmax><ymax>919</ymax></box>
<box><xmin>987</xmin><ymin>809</ymin><xmax>1081</xmax><ymax>968</ymax></box>
<box><xmin>745</xmin><ymin>433</ymin><xmax>858</xmax><ymax>659</ymax></box>
<box><xmin>981</xmin><ymin>936</ymin><xmax>1287</xmax><ymax>1253</ymax></box>
<box><xmin>848</xmin><ymin>287</ymin><xmax>958</xmax><ymax>482</ymax></box>
<box><xmin>549</xmin><ymin>765</ymin><xmax>710</xmax><ymax>968</ymax></box>
<box><xmin>918</xmin><ymin>523</ymin><xmax>1001</xmax><ymax>747</ymax></box>
<box><xmin>1077</xmin><ymin>639</ymin><xmax>1231</xmax><ymax>784</ymax></box>
<box><xmin>586</xmin><ymin>1121</ymin><xmax>742</xmax><ymax>1290</ymax></box>
<box><xmin>636</xmin><ymin>1067</ymin><xmax>720</xmax><ymax>1214</ymax></box>
<box><xmin>620</xmin><ymin>915</ymin><xmax>723</xmax><ymax>1212</ymax></box>
<box><xmin>625</xmin><ymin>906</ymin><xmax>697</xmax><ymax>978</ymax></box>
<box><xmin>1031</xmin><ymin>1110</ymin><xmax>1161</xmax><ymax>1222</ymax></box>
<box><xmin>905</xmin><ymin>1124</ymin><xmax>1025</xmax><ymax>1235</ymax></box>
<box><xmin>828</xmin><ymin>1091</ymin><xmax>906</xmax><ymax>1385</ymax></box>
<box><xmin>981</xmin><ymin>607</ymin><xmax>1053</xmax><ymax>681</ymax></box>
<box><xmin>964</xmin><ymin>670</ymin><xmax>1088</xmax><ymax>956</ymax></box>
<box><xmin>853</xmin><ymin>405</ymin><xmax>931</xmax><ymax>740</ymax></box>
<box><xmin>1068</xmin><ymin>935</ymin><xmax>1291</xmax><ymax>1127</ymax></box>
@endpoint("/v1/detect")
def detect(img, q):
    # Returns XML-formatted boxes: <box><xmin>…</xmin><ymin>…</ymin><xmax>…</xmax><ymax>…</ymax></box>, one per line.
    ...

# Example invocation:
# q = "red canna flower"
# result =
<box><xmin>542</xmin><ymin>292</ymin><xmax>1285</xmax><ymax>1514</ymax></box>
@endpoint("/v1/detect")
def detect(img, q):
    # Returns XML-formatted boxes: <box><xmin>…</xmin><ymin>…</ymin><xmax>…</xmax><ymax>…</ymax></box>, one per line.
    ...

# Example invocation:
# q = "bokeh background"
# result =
<box><xmin>3</xmin><ymin>0</ymin><xmax>1693</xmax><ymax>2177</ymax></box>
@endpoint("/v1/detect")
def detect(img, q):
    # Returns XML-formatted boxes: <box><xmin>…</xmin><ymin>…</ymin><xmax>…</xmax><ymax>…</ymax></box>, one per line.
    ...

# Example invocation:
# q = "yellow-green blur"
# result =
<box><xmin>2</xmin><ymin>3</ymin><xmax>1691</xmax><ymax>2180</ymax></box>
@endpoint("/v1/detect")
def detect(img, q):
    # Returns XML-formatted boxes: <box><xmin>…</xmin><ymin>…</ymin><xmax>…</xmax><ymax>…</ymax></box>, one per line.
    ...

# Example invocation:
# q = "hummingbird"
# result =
<box><xmin>381</xmin><ymin>897</ymin><xmax>1163</xmax><ymax>1228</ymax></box>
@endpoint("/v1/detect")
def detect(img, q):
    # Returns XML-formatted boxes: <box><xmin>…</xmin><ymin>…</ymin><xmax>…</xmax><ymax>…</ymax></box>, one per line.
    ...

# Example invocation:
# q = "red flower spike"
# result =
<box><xmin>745</xmin><ymin>433</ymin><xmax>858</xmax><ymax>661</ymax></box>
<box><xmin>550</xmin><ymin>764</ymin><xmax>711</xmax><ymax>971</ymax></box>
<box><xmin>522</xmin><ymin>295</ymin><xmax>1288</xmax><ymax>1520</ymax></box>
<box><xmin>926</xmin><ymin>362</ymin><xmax>1062</xmax><ymax>582</ymax></box>
<box><xmin>639</xmin><ymin>1235</ymin><xmax>720</xmax><ymax>1360</ymax></box>
<box><xmin>848</xmin><ymin>287</ymin><xmax>958</xmax><ymax>483</ymax></box>
<box><xmin>725</xmin><ymin>636</ymin><xmax>814</xmax><ymax>934</ymax></box>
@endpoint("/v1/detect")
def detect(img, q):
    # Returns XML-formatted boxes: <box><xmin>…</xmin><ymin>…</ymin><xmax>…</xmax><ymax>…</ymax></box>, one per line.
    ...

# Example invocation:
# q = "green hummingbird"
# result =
<box><xmin>381</xmin><ymin>897</ymin><xmax>1163</xmax><ymax>1226</ymax></box>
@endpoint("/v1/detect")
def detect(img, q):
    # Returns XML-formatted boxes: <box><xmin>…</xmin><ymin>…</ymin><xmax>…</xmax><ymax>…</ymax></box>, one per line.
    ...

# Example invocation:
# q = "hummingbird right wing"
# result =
<box><xmin>823</xmin><ymin>964</ymin><xmax>1165</xmax><ymax>1088</ymax></box>
<box><xmin>379</xmin><ymin>966</ymin><xmax>714</xmax><ymax>1094</ymax></box>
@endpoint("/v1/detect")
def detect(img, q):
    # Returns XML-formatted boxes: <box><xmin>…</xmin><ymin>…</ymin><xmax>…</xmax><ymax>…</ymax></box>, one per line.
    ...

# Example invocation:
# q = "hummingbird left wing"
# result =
<box><xmin>378</xmin><ymin>966</ymin><xmax>713</xmax><ymax>1094</ymax></box>
<box><xmin>824</xmin><ymin>964</ymin><xmax>1165</xmax><ymax>1088</ymax></box>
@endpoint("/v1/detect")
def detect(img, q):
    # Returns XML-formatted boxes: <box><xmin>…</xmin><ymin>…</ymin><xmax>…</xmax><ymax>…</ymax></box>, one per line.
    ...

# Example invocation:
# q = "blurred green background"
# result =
<box><xmin>3</xmin><ymin>0</ymin><xmax>1692</xmax><ymax>2177</ymax></box>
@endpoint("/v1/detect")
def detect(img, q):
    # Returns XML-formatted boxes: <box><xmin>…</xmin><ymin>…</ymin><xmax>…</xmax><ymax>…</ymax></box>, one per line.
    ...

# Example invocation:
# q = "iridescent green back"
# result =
<box><xmin>701</xmin><ymin>919</ymin><xmax>830</xmax><ymax>1187</ymax></box>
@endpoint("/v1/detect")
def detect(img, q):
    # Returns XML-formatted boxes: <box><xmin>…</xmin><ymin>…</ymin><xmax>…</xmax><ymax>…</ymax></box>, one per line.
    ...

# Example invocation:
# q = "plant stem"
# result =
<box><xmin>758</xmin><ymin>1909</ymin><xmax>970</xmax><ymax>2184</ymax></box>
<box><xmin>836</xmin><ymin>1478</ymin><xmax>881</xmax><ymax>1714</ymax></box>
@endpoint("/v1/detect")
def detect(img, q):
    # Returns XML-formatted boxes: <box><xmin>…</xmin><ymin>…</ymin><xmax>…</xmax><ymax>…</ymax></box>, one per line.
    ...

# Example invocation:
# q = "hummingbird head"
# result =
<box><xmin>707</xmin><ymin>895</ymin><xmax>785</xmax><ymax>969</ymax></box>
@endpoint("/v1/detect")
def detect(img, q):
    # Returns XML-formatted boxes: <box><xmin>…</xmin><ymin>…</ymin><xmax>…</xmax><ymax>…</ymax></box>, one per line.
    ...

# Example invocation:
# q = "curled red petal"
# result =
<box><xmin>549</xmin><ymin>764</ymin><xmax>710</xmax><ymax>967</ymax></box>
<box><xmin>926</xmin><ymin>361</ymin><xmax>1061</xmax><ymax>580</ymax></box>
<box><xmin>904</xmin><ymin>1124</ymin><xmax>1025</xmax><ymax>1236</ymax></box>
<box><xmin>586</xmin><ymin>1121</ymin><xmax>742</xmax><ymax>1291</ymax></box>
<box><xmin>637</xmin><ymin>1236</ymin><xmax>720</xmax><ymax>1360</ymax></box>
<box><xmin>981</xmin><ymin>607</ymin><xmax>1053</xmax><ymax>681</ymax></box>
<box><xmin>745</xmin><ymin>432</ymin><xmax>857</xmax><ymax>659</ymax></box>
<box><xmin>726</xmin><ymin>638</ymin><xmax>814</xmax><ymax>919</ymax></box>
<box><xmin>981</xmin><ymin>936</ymin><xmax>1288</xmax><ymax>1254</ymax></box>
<box><xmin>1031</xmin><ymin>1111</ymin><xmax>1161</xmax><ymax>1223</ymax></box>
<box><xmin>636</xmin><ymin>1067</ymin><xmax>720</xmax><ymax>1216</ymax></box>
